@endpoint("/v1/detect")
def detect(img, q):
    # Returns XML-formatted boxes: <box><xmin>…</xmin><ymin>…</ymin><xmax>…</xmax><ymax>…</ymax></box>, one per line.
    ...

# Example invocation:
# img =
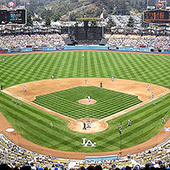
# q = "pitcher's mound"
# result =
<box><xmin>78</xmin><ymin>99</ymin><xmax>96</xmax><ymax>105</ymax></box>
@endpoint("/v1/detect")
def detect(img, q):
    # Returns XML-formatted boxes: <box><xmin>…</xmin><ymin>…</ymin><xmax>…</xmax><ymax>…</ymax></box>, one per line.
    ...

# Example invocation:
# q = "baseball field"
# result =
<box><xmin>0</xmin><ymin>51</ymin><xmax>169</xmax><ymax>159</ymax></box>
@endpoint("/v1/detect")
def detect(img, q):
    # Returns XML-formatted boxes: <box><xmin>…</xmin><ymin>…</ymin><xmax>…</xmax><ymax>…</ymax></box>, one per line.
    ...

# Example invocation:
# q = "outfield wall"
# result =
<box><xmin>64</xmin><ymin>46</ymin><xmax>108</xmax><ymax>50</ymax></box>
<box><xmin>1</xmin><ymin>45</ymin><xmax>170</xmax><ymax>54</ymax></box>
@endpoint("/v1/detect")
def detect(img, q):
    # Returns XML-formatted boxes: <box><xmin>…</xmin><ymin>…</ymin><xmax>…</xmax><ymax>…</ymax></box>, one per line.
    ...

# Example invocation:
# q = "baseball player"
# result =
<box><xmin>52</xmin><ymin>75</ymin><xmax>54</xmax><ymax>80</ymax></box>
<box><xmin>161</xmin><ymin>117</ymin><xmax>165</xmax><ymax>124</ymax></box>
<box><xmin>112</xmin><ymin>75</ymin><xmax>114</xmax><ymax>82</ymax></box>
<box><xmin>83</xmin><ymin>122</ymin><xmax>86</xmax><ymax>130</ymax></box>
<box><xmin>82</xmin><ymin>53</ymin><xmax>84</xmax><ymax>57</ymax></box>
<box><xmin>151</xmin><ymin>92</ymin><xmax>154</xmax><ymax>99</ymax></box>
<box><xmin>15</xmin><ymin>100</ymin><xmax>18</xmax><ymax>105</ymax></box>
<box><xmin>127</xmin><ymin>119</ymin><xmax>131</xmax><ymax>126</ymax></box>
<box><xmin>51</xmin><ymin>121</ymin><xmax>53</xmax><ymax>128</ymax></box>
<box><xmin>119</xmin><ymin>123</ymin><xmax>122</xmax><ymax>135</ymax></box>
<box><xmin>24</xmin><ymin>86</ymin><xmax>26</xmax><ymax>92</ymax></box>
<box><xmin>147</xmin><ymin>84</ymin><xmax>150</xmax><ymax>91</ymax></box>
<box><xmin>85</xmin><ymin>78</ymin><xmax>87</xmax><ymax>84</ymax></box>
<box><xmin>3</xmin><ymin>57</ymin><xmax>5</xmax><ymax>62</ymax></box>
<box><xmin>88</xmin><ymin>96</ymin><xmax>91</xmax><ymax>102</ymax></box>
<box><xmin>87</xmin><ymin>121</ymin><xmax>91</xmax><ymax>128</ymax></box>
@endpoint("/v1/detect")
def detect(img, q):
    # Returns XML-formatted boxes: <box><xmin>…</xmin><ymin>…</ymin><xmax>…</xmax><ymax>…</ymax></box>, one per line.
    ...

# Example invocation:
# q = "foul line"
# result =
<box><xmin>1</xmin><ymin>89</ymin><xmax>170</xmax><ymax>123</ymax></box>
<box><xmin>2</xmin><ymin>90</ymin><xmax>76</xmax><ymax>122</ymax></box>
<box><xmin>99</xmin><ymin>89</ymin><xmax>170</xmax><ymax>122</ymax></box>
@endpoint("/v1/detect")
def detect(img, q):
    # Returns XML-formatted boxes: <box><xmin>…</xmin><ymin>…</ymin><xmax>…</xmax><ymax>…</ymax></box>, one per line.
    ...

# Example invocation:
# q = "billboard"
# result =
<box><xmin>0</xmin><ymin>8</ymin><xmax>27</xmax><ymax>25</ymax></box>
<box><xmin>143</xmin><ymin>9</ymin><xmax>170</xmax><ymax>23</ymax></box>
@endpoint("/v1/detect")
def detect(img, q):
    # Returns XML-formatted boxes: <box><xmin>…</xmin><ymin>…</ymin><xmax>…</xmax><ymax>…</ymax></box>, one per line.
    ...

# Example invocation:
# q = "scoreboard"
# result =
<box><xmin>0</xmin><ymin>9</ymin><xmax>26</xmax><ymax>25</ymax></box>
<box><xmin>144</xmin><ymin>9</ymin><xmax>170</xmax><ymax>23</ymax></box>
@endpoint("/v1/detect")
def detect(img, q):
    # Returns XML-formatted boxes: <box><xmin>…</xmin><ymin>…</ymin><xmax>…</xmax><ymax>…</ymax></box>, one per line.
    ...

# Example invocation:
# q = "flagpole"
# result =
<box><xmin>67</xmin><ymin>12</ymin><xmax>70</xmax><ymax>35</ymax></box>
<box><xmin>101</xmin><ymin>8</ymin><xmax>104</xmax><ymax>38</ymax></box>
<box><xmin>102</xmin><ymin>20</ymin><xmax>104</xmax><ymax>38</ymax></box>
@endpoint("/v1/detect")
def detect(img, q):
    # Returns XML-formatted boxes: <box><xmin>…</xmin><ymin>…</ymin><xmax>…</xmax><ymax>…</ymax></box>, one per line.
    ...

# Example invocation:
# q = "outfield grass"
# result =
<box><xmin>0</xmin><ymin>51</ymin><xmax>169</xmax><ymax>153</ymax></box>
<box><xmin>33</xmin><ymin>86</ymin><xmax>142</xmax><ymax>119</ymax></box>
<box><xmin>0</xmin><ymin>51</ymin><xmax>169</xmax><ymax>88</ymax></box>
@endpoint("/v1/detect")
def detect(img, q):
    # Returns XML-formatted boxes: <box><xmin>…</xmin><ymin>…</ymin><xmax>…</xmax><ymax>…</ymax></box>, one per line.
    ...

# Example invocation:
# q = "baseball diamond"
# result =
<box><xmin>0</xmin><ymin>51</ymin><xmax>169</xmax><ymax>159</ymax></box>
<box><xmin>33</xmin><ymin>86</ymin><xmax>142</xmax><ymax>119</ymax></box>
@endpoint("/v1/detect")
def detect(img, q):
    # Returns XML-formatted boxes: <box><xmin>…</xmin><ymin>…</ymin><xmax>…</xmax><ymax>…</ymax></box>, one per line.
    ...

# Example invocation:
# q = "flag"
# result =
<box><xmin>100</xmin><ymin>12</ymin><xmax>104</xmax><ymax>20</ymax></box>
<box><xmin>61</xmin><ymin>12</ymin><xmax>70</xmax><ymax>20</ymax></box>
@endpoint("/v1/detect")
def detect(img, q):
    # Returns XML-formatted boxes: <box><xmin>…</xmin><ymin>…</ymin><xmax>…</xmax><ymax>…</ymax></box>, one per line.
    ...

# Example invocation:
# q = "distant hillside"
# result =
<box><xmin>2</xmin><ymin>0</ymin><xmax>170</xmax><ymax>21</ymax></box>
<box><xmin>24</xmin><ymin>0</ymin><xmax>146</xmax><ymax>20</ymax></box>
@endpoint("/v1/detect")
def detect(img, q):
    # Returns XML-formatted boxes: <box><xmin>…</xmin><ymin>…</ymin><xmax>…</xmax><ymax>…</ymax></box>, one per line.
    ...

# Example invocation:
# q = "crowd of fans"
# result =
<box><xmin>0</xmin><ymin>134</ymin><xmax>169</xmax><ymax>170</ymax></box>
<box><xmin>1</xmin><ymin>32</ymin><xmax>170</xmax><ymax>50</ymax></box>
<box><xmin>1</xmin><ymin>33</ymin><xmax>170</xmax><ymax>50</ymax></box>
<box><xmin>0</xmin><ymin>33</ymin><xmax>65</xmax><ymax>49</ymax></box>
<box><xmin>107</xmin><ymin>35</ymin><xmax>170</xmax><ymax>49</ymax></box>
<box><xmin>108</xmin><ymin>15</ymin><xmax>141</xmax><ymax>28</ymax></box>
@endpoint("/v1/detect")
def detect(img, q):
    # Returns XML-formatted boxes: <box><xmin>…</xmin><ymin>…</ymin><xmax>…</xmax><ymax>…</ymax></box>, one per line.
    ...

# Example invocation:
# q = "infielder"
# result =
<box><xmin>151</xmin><ymin>92</ymin><xmax>154</xmax><ymax>99</ymax></box>
<box><xmin>15</xmin><ymin>100</ymin><xmax>18</xmax><ymax>105</ymax></box>
<box><xmin>85</xmin><ymin>78</ymin><xmax>87</xmax><ymax>84</ymax></box>
<box><xmin>24</xmin><ymin>86</ymin><xmax>26</xmax><ymax>92</ymax></box>
<box><xmin>52</xmin><ymin>75</ymin><xmax>54</xmax><ymax>80</ymax></box>
<box><xmin>147</xmin><ymin>84</ymin><xmax>150</xmax><ymax>91</ymax></box>
<box><xmin>112</xmin><ymin>75</ymin><xmax>114</xmax><ymax>82</ymax></box>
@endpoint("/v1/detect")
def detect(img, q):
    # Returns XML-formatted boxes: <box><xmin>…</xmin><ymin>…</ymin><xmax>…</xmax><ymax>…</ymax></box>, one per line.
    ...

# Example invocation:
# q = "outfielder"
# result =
<box><xmin>52</xmin><ymin>75</ymin><xmax>54</xmax><ymax>80</ymax></box>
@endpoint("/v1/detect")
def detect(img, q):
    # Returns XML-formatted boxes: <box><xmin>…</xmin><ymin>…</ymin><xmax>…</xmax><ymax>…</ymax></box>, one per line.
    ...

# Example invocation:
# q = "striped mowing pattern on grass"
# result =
<box><xmin>0</xmin><ymin>52</ymin><xmax>169</xmax><ymax>88</ymax></box>
<box><xmin>0</xmin><ymin>91</ymin><xmax>169</xmax><ymax>152</ymax></box>
<box><xmin>33</xmin><ymin>86</ymin><xmax>142</xmax><ymax>119</ymax></box>
<box><xmin>0</xmin><ymin>51</ymin><xmax>169</xmax><ymax>153</ymax></box>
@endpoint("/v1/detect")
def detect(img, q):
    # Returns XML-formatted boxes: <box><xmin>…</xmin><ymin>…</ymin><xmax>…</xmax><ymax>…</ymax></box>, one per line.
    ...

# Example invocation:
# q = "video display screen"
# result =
<box><xmin>144</xmin><ymin>10</ymin><xmax>170</xmax><ymax>23</ymax></box>
<box><xmin>0</xmin><ymin>9</ymin><xmax>26</xmax><ymax>25</ymax></box>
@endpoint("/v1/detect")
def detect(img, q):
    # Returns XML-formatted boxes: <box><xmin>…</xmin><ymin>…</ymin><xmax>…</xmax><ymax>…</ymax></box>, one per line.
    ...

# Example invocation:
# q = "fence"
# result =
<box><xmin>85</xmin><ymin>155</ymin><xmax>119</xmax><ymax>161</ymax></box>
<box><xmin>1</xmin><ymin>45</ymin><xmax>170</xmax><ymax>54</ymax></box>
